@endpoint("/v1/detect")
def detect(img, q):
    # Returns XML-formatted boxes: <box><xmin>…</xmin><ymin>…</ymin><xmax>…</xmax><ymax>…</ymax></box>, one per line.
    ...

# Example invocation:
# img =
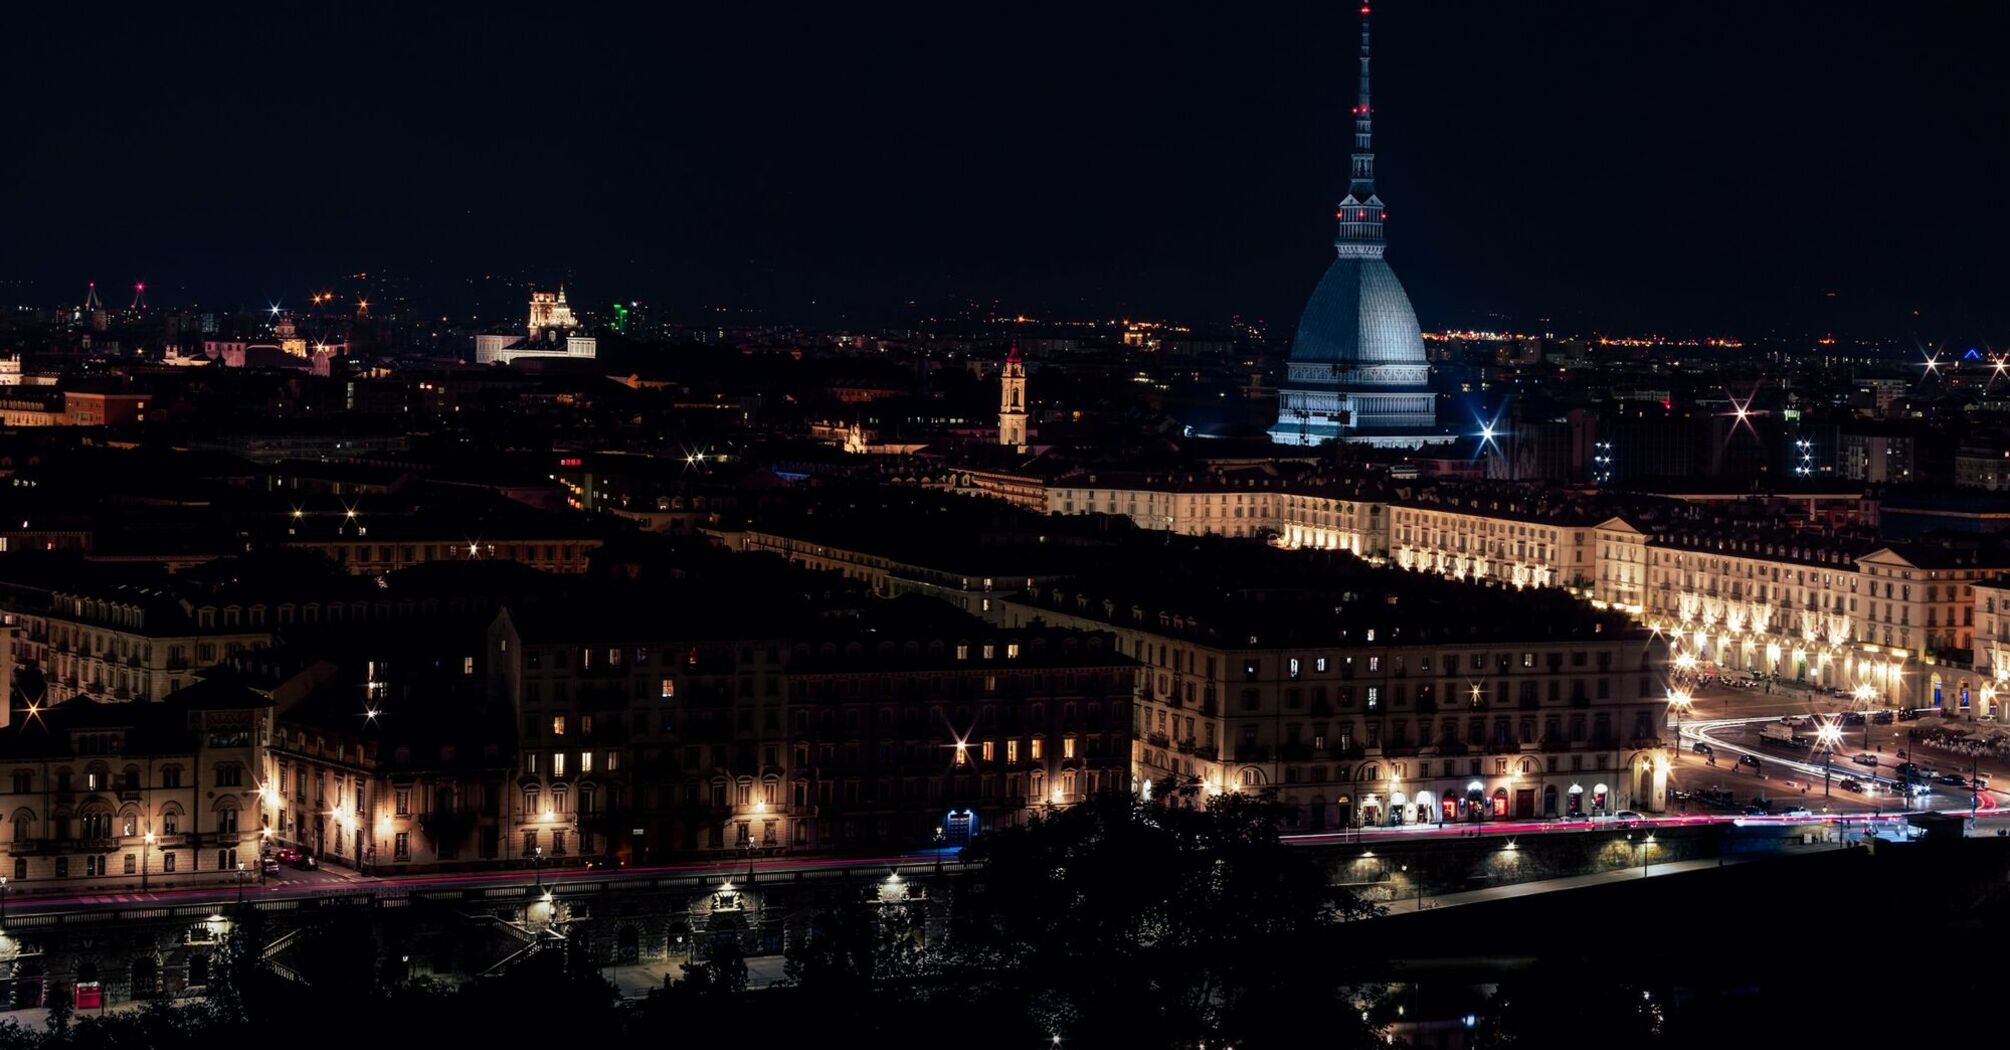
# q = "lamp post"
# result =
<box><xmin>1</xmin><ymin>874</ymin><xmax>8</xmax><ymax>927</ymax></box>
<box><xmin>1815</xmin><ymin>718</ymin><xmax>1843</xmax><ymax>800</ymax></box>
<box><xmin>532</xmin><ymin>845</ymin><xmax>544</xmax><ymax>894</ymax></box>
<box><xmin>1667</xmin><ymin>688</ymin><xmax>1694</xmax><ymax>755</ymax></box>
<box><xmin>142</xmin><ymin>831</ymin><xmax>155</xmax><ymax>894</ymax></box>
<box><xmin>236</xmin><ymin>862</ymin><xmax>247</xmax><ymax>906</ymax></box>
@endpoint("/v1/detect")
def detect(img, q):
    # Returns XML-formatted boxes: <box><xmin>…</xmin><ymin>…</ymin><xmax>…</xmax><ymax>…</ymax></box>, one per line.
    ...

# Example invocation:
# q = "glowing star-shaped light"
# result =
<box><xmin>1814</xmin><ymin>717</ymin><xmax>1844</xmax><ymax>751</ymax></box>
<box><xmin>1922</xmin><ymin>351</ymin><xmax>1942</xmax><ymax>376</ymax></box>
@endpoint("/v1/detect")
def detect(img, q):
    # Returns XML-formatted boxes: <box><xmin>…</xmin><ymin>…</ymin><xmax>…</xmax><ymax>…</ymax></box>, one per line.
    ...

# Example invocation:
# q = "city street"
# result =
<box><xmin>1668</xmin><ymin>677</ymin><xmax>2007</xmax><ymax>822</ymax></box>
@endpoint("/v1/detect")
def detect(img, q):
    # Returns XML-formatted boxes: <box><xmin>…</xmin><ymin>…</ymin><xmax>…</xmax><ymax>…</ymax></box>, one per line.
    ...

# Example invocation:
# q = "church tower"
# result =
<box><xmin>998</xmin><ymin>344</ymin><xmax>1028</xmax><ymax>449</ymax></box>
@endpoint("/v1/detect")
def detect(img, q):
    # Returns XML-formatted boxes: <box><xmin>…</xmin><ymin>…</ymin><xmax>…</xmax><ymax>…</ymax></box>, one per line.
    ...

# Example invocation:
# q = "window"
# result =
<box><xmin>215</xmin><ymin>766</ymin><xmax>242</xmax><ymax>788</ymax></box>
<box><xmin>1007</xmin><ymin>740</ymin><xmax>1019</xmax><ymax>763</ymax></box>
<box><xmin>395</xmin><ymin>789</ymin><xmax>411</xmax><ymax>816</ymax></box>
<box><xmin>580</xmin><ymin>752</ymin><xmax>593</xmax><ymax>774</ymax></box>
<box><xmin>660</xmin><ymin>678</ymin><xmax>676</xmax><ymax>699</ymax></box>
<box><xmin>217</xmin><ymin>809</ymin><xmax>238</xmax><ymax>834</ymax></box>
<box><xmin>163</xmin><ymin>853</ymin><xmax>177</xmax><ymax>873</ymax></box>
<box><xmin>553</xmin><ymin>753</ymin><xmax>567</xmax><ymax>778</ymax></box>
<box><xmin>1063</xmin><ymin>736</ymin><xmax>1077</xmax><ymax>759</ymax></box>
<box><xmin>552</xmin><ymin>716</ymin><xmax>566</xmax><ymax>737</ymax></box>
<box><xmin>524</xmin><ymin>753</ymin><xmax>539</xmax><ymax>775</ymax></box>
<box><xmin>1030</xmin><ymin>738</ymin><xmax>1044</xmax><ymax>761</ymax></box>
<box><xmin>607</xmin><ymin>752</ymin><xmax>621</xmax><ymax>772</ymax></box>
<box><xmin>981</xmin><ymin>741</ymin><xmax>995</xmax><ymax>762</ymax></box>
<box><xmin>164</xmin><ymin>812</ymin><xmax>179</xmax><ymax>834</ymax></box>
<box><xmin>124</xmin><ymin>854</ymin><xmax>136</xmax><ymax>874</ymax></box>
<box><xmin>394</xmin><ymin>833</ymin><xmax>410</xmax><ymax>860</ymax></box>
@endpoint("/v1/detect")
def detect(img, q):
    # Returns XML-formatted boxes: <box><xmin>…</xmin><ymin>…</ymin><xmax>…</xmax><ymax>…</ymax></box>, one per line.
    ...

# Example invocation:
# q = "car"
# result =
<box><xmin>1838</xmin><ymin>777</ymin><xmax>1866</xmax><ymax>793</ymax></box>
<box><xmin>1747</xmin><ymin>797</ymin><xmax>1774</xmax><ymax>812</ymax></box>
<box><xmin>1898</xmin><ymin>782</ymin><xmax>1932</xmax><ymax>797</ymax></box>
<box><xmin>1841</xmin><ymin>712</ymin><xmax>1867</xmax><ymax>726</ymax></box>
<box><xmin>1851</xmin><ymin>753</ymin><xmax>1879</xmax><ymax>767</ymax></box>
<box><xmin>272</xmin><ymin>846</ymin><xmax>302</xmax><ymax>865</ymax></box>
<box><xmin>582</xmin><ymin>855</ymin><xmax>622</xmax><ymax>871</ymax></box>
<box><xmin>259</xmin><ymin>854</ymin><xmax>281</xmax><ymax>876</ymax></box>
<box><xmin>1692</xmin><ymin>741</ymin><xmax>1714</xmax><ymax>756</ymax></box>
<box><xmin>1872</xmin><ymin>711</ymin><xmax>1895</xmax><ymax>725</ymax></box>
<box><xmin>1611</xmin><ymin>810</ymin><xmax>1645</xmax><ymax>825</ymax></box>
<box><xmin>1938</xmin><ymin>772</ymin><xmax>1968</xmax><ymax>786</ymax></box>
<box><xmin>1780</xmin><ymin>806</ymin><xmax>1813</xmax><ymax>818</ymax></box>
<box><xmin>1739</xmin><ymin>754</ymin><xmax>1762</xmax><ymax>769</ymax></box>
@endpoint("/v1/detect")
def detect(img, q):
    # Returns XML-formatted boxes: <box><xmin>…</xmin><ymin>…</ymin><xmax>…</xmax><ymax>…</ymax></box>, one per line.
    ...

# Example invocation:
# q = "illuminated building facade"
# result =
<box><xmin>1001</xmin><ymin>582</ymin><xmax>1668</xmax><ymax>827</ymax></box>
<box><xmin>475</xmin><ymin>288</ymin><xmax>597</xmax><ymax>365</ymax></box>
<box><xmin>0</xmin><ymin>680</ymin><xmax>270</xmax><ymax>889</ymax></box>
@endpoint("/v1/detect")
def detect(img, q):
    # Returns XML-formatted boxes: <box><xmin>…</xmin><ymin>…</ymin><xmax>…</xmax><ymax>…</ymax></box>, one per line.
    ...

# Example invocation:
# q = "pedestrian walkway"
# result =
<box><xmin>1368</xmin><ymin>842</ymin><xmax>1847</xmax><ymax>917</ymax></box>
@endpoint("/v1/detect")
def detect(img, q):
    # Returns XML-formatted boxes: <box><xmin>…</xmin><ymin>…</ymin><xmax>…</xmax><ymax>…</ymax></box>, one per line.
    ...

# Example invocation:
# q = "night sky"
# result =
<box><xmin>5</xmin><ymin>3</ymin><xmax>2007</xmax><ymax>337</ymax></box>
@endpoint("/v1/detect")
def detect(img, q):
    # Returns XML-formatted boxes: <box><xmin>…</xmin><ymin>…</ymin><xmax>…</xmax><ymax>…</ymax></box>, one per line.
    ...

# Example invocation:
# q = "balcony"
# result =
<box><xmin>1232</xmin><ymin>744</ymin><xmax>1270</xmax><ymax>763</ymax></box>
<box><xmin>1432</xmin><ymin>742</ymin><xmax>1469</xmax><ymax>757</ymax></box>
<box><xmin>1146</xmin><ymin>732</ymin><xmax>1170</xmax><ymax>749</ymax></box>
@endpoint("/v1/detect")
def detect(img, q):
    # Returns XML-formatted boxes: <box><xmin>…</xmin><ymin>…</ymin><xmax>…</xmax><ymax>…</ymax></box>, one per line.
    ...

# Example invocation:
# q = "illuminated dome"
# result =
<box><xmin>1291</xmin><ymin>256</ymin><xmax>1425</xmax><ymax>367</ymax></box>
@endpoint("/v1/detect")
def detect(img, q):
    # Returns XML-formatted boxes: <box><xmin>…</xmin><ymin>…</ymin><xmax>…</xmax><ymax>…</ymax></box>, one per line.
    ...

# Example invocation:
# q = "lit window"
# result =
<box><xmin>553</xmin><ymin>753</ymin><xmax>567</xmax><ymax>778</ymax></box>
<box><xmin>1031</xmin><ymin>738</ymin><xmax>1044</xmax><ymax>761</ymax></box>
<box><xmin>607</xmin><ymin>752</ymin><xmax>621</xmax><ymax>772</ymax></box>
<box><xmin>552</xmin><ymin>716</ymin><xmax>565</xmax><ymax>736</ymax></box>
<box><xmin>1007</xmin><ymin>740</ymin><xmax>1019</xmax><ymax>763</ymax></box>
<box><xmin>660</xmin><ymin>679</ymin><xmax>676</xmax><ymax>699</ymax></box>
<box><xmin>1063</xmin><ymin>736</ymin><xmax>1077</xmax><ymax>760</ymax></box>
<box><xmin>981</xmin><ymin>741</ymin><xmax>995</xmax><ymax>762</ymax></box>
<box><xmin>580</xmin><ymin>752</ymin><xmax>593</xmax><ymax>774</ymax></box>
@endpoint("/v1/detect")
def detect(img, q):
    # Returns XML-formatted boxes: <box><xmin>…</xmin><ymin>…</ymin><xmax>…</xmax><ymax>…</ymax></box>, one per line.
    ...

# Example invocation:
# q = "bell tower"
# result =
<box><xmin>998</xmin><ymin>344</ymin><xmax>1028</xmax><ymax>449</ymax></box>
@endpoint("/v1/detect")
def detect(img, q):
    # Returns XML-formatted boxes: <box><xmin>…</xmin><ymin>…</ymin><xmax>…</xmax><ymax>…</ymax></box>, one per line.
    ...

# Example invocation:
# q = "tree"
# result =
<box><xmin>950</xmin><ymin>787</ymin><xmax>1386</xmax><ymax>1049</ymax></box>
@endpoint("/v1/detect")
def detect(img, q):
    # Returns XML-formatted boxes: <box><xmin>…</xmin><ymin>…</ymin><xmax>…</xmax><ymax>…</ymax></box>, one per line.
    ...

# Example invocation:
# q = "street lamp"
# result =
<box><xmin>1</xmin><ymin>874</ymin><xmax>8</xmax><ymax>927</ymax></box>
<box><xmin>236</xmin><ymin>862</ymin><xmax>248</xmax><ymax>906</ymax></box>
<box><xmin>532</xmin><ymin>845</ymin><xmax>544</xmax><ymax>894</ymax></box>
<box><xmin>1666</xmin><ymin>688</ymin><xmax>1694</xmax><ymax>752</ymax></box>
<box><xmin>142</xmin><ymin>831</ymin><xmax>156</xmax><ymax>894</ymax></box>
<box><xmin>1814</xmin><ymin>717</ymin><xmax>1844</xmax><ymax>800</ymax></box>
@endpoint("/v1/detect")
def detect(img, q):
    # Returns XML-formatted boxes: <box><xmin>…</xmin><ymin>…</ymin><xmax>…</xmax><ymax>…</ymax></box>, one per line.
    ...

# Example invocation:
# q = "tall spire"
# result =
<box><xmin>1333</xmin><ymin>4</ymin><xmax>1385</xmax><ymax>259</ymax></box>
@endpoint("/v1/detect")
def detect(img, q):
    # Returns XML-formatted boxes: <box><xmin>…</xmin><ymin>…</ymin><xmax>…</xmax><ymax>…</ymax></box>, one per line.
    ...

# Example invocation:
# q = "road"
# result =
<box><xmin>0</xmin><ymin>850</ymin><xmax>962</xmax><ymax>920</ymax></box>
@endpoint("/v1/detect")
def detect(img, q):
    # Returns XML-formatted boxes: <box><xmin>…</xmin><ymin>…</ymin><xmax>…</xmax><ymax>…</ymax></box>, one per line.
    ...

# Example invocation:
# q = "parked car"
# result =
<box><xmin>1851</xmin><ymin>753</ymin><xmax>1879</xmax><ymax>767</ymax></box>
<box><xmin>1840</xmin><ymin>712</ymin><xmax>1866</xmax><ymax>726</ymax></box>
<box><xmin>272</xmin><ymin>846</ymin><xmax>302</xmax><ymax>865</ymax></box>
<box><xmin>1838</xmin><ymin>777</ymin><xmax>1866</xmax><ymax>793</ymax></box>
<box><xmin>1692</xmin><ymin>741</ymin><xmax>1714</xmax><ymax>756</ymax></box>
<box><xmin>259</xmin><ymin>854</ymin><xmax>281</xmax><ymax>876</ymax></box>
<box><xmin>1739</xmin><ymin>754</ymin><xmax>1762</xmax><ymax>769</ymax></box>
<box><xmin>1611</xmin><ymin>810</ymin><xmax>1645</xmax><ymax>825</ymax></box>
<box><xmin>1871</xmin><ymin>711</ymin><xmax>1895</xmax><ymax>725</ymax></box>
<box><xmin>1780</xmin><ymin>806</ymin><xmax>1813</xmax><ymax>818</ymax></box>
<box><xmin>1937</xmin><ymin>772</ymin><xmax>1969</xmax><ymax>786</ymax></box>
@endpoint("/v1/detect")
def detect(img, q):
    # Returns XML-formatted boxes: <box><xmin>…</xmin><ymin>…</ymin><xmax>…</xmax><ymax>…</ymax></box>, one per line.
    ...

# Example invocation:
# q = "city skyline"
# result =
<box><xmin>5</xmin><ymin>3</ymin><xmax>2008</xmax><ymax>337</ymax></box>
